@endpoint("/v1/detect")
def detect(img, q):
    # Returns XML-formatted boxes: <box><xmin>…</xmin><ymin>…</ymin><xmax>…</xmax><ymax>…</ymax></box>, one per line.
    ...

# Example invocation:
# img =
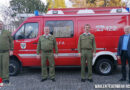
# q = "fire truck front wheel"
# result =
<box><xmin>94</xmin><ymin>58</ymin><xmax>114</xmax><ymax>75</ymax></box>
<box><xmin>9</xmin><ymin>60</ymin><xmax>21</xmax><ymax>76</ymax></box>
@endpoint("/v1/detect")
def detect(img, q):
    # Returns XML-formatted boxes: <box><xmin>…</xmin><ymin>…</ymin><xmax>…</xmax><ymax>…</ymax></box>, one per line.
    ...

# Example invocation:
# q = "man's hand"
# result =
<box><xmin>117</xmin><ymin>56</ymin><xmax>120</xmax><ymax>59</ymax></box>
<box><xmin>93</xmin><ymin>53</ymin><xmax>96</xmax><ymax>57</ymax></box>
<box><xmin>78</xmin><ymin>53</ymin><xmax>81</xmax><ymax>57</ymax></box>
<box><xmin>36</xmin><ymin>54</ymin><xmax>40</xmax><ymax>59</ymax></box>
<box><xmin>10</xmin><ymin>51</ymin><xmax>13</xmax><ymax>56</ymax></box>
<box><xmin>55</xmin><ymin>54</ymin><xmax>58</xmax><ymax>58</ymax></box>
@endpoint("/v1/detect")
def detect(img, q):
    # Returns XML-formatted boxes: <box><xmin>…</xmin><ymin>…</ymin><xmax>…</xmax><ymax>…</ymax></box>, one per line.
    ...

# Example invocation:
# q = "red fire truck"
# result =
<box><xmin>10</xmin><ymin>7</ymin><xmax>130</xmax><ymax>76</ymax></box>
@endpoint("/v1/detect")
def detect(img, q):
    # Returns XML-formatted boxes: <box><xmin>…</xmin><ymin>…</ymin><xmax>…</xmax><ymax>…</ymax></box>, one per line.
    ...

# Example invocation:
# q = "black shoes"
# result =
<box><xmin>41</xmin><ymin>78</ymin><xmax>47</xmax><ymax>82</ymax></box>
<box><xmin>129</xmin><ymin>80</ymin><xmax>130</xmax><ymax>84</ymax></box>
<box><xmin>119</xmin><ymin>78</ymin><xmax>130</xmax><ymax>84</ymax></box>
<box><xmin>81</xmin><ymin>79</ymin><xmax>93</xmax><ymax>82</ymax></box>
<box><xmin>81</xmin><ymin>79</ymin><xmax>86</xmax><ymax>82</ymax></box>
<box><xmin>51</xmin><ymin>78</ymin><xmax>56</xmax><ymax>82</ymax></box>
<box><xmin>119</xmin><ymin>78</ymin><xmax>126</xmax><ymax>81</ymax></box>
<box><xmin>87</xmin><ymin>79</ymin><xmax>93</xmax><ymax>82</ymax></box>
<box><xmin>41</xmin><ymin>78</ymin><xmax>56</xmax><ymax>82</ymax></box>
<box><xmin>3</xmin><ymin>80</ymin><xmax>10</xmax><ymax>84</ymax></box>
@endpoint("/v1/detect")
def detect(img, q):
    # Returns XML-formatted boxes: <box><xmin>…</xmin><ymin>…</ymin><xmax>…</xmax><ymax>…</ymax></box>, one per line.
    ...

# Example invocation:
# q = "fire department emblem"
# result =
<box><xmin>21</xmin><ymin>43</ymin><xmax>26</xmax><ymax>49</ymax></box>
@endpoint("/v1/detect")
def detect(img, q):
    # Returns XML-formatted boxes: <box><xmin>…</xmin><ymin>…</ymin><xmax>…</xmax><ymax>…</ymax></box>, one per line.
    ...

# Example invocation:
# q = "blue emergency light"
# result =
<box><xmin>126</xmin><ymin>7</ymin><xmax>130</xmax><ymax>12</ymax></box>
<box><xmin>34</xmin><ymin>10</ymin><xmax>39</xmax><ymax>16</ymax></box>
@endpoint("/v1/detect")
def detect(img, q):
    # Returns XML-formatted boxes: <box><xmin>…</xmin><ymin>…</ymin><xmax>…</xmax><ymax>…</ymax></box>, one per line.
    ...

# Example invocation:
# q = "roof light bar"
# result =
<box><xmin>77</xmin><ymin>9</ymin><xmax>95</xmax><ymax>14</ymax></box>
<box><xmin>110</xmin><ymin>8</ymin><xmax>128</xmax><ymax>13</ymax></box>
<box><xmin>47</xmin><ymin>10</ymin><xmax>64</xmax><ymax>14</ymax></box>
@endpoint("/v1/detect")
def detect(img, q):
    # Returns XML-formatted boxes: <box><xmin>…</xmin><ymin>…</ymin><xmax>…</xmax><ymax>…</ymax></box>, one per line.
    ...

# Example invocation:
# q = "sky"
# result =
<box><xmin>0</xmin><ymin>0</ymin><xmax>10</xmax><ymax>7</ymax></box>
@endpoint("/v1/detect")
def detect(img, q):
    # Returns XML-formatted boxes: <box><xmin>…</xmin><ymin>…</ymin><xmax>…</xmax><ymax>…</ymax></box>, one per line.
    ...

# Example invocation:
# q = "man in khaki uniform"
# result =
<box><xmin>37</xmin><ymin>27</ymin><xmax>58</xmax><ymax>82</ymax></box>
<box><xmin>0</xmin><ymin>22</ymin><xmax>14</xmax><ymax>84</ymax></box>
<box><xmin>78</xmin><ymin>24</ymin><xmax>96</xmax><ymax>82</ymax></box>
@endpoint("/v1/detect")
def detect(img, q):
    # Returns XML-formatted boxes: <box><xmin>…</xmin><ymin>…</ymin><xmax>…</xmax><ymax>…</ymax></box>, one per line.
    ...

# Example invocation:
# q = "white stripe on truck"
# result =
<box><xmin>19</xmin><ymin>53</ymin><xmax>80</xmax><ymax>58</ymax></box>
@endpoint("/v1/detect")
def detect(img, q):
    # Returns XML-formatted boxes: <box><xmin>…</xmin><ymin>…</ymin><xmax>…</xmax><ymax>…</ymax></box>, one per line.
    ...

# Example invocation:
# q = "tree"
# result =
<box><xmin>70</xmin><ymin>0</ymin><xmax>126</xmax><ymax>8</ymax></box>
<box><xmin>10</xmin><ymin>0</ymin><xmax>48</xmax><ymax>13</ymax></box>
<box><xmin>47</xmin><ymin>0</ymin><xmax>66</xmax><ymax>9</ymax></box>
<box><xmin>3</xmin><ymin>0</ymin><xmax>49</xmax><ymax>30</ymax></box>
<box><xmin>0</xmin><ymin>5</ymin><xmax>18</xmax><ymax>31</ymax></box>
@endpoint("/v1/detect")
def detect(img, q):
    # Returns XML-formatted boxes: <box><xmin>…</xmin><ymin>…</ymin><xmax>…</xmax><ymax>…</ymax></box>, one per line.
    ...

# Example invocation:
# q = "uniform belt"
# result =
<box><xmin>42</xmin><ymin>50</ymin><xmax>53</xmax><ymax>53</ymax></box>
<box><xmin>81</xmin><ymin>48</ymin><xmax>92</xmax><ymax>50</ymax></box>
<box><xmin>0</xmin><ymin>50</ymin><xmax>8</xmax><ymax>53</ymax></box>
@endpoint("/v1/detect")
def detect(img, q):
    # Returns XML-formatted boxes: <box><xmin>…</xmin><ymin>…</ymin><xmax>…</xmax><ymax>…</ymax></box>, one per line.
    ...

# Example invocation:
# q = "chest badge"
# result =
<box><xmin>20</xmin><ymin>43</ymin><xmax>26</xmax><ymax>49</ymax></box>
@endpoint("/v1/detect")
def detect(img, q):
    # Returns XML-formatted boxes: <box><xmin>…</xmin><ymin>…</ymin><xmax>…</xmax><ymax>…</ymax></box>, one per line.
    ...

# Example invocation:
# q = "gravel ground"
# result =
<box><xmin>0</xmin><ymin>65</ymin><xmax>130</xmax><ymax>90</ymax></box>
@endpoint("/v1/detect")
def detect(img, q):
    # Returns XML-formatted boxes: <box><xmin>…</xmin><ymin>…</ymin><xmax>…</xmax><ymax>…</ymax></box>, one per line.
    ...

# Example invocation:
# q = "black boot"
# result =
<box><xmin>41</xmin><ymin>78</ymin><xmax>47</xmax><ymax>82</ymax></box>
<box><xmin>119</xmin><ymin>78</ymin><xmax>126</xmax><ymax>81</ymax></box>
<box><xmin>81</xmin><ymin>79</ymin><xmax>86</xmax><ymax>82</ymax></box>
<box><xmin>128</xmin><ymin>80</ymin><xmax>130</xmax><ymax>84</ymax></box>
<box><xmin>3</xmin><ymin>80</ymin><xmax>9</xmax><ymax>84</ymax></box>
<box><xmin>51</xmin><ymin>78</ymin><xmax>56</xmax><ymax>82</ymax></box>
<box><xmin>87</xmin><ymin>79</ymin><xmax>93</xmax><ymax>82</ymax></box>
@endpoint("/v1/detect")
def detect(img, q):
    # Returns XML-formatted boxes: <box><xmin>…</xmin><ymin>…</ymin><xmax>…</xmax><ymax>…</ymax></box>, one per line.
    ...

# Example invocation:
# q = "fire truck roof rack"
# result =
<box><xmin>47</xmin><ymin>10</ymin><xmax>64</xmax><ymax>14</ymax></box>
<box><xmin>77</xmin><ymin>9</ymin><xmax>95</xmax><ymax>14</ymax></box>
<box><xmin>110</xmin><ymin>8</ymin><xmax>128</xmax><ymax>13</ymax></box>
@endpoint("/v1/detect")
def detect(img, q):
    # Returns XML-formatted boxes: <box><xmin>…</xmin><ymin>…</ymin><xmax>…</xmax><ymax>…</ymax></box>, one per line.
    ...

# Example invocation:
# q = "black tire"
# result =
<box><xmin>9</xmin><ymin>60</ymin><xmax>21</xmax><ymax>76</ymax></box>
<box><xmin>94</xmin><ymin>59</ymin><xmax>114</xmax><ymax>75</ymax></box>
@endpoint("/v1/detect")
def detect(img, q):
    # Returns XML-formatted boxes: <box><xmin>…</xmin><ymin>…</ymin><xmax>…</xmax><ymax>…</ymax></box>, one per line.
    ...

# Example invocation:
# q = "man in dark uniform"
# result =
<box><xmin>0</xmin><ymin>22</ymin><xmax>14</xmax><ymax>84</ymax></box>
<box><xmin>78</xmin><ymin>24</ymin><xmax>96</xmax><ymax>82</ymax></box>
<box><xmin>117</xmin><ymin>26</ymin><xmax>130</xmax><ymax>84</ymax></box>
<box><xmin>37</xmin><ymin>27</ymin><xmax>58</xmax><ymax>82</ymax></box>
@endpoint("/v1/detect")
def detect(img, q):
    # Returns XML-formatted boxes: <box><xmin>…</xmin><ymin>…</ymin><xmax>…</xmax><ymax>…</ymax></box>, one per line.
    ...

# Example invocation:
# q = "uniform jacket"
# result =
<box><xmin>0</xmin><ymin>30</ymin><xmax>14</xmax><ymax>51</ymax></box>
<box><xmin>78</xmin><ymin>33</ymin><xmax>96</xmax><ymax>53</ymax></box>
<box><xmin>37</xmin><ymin>34</ymin><xmax>58</xmax><ymax>54</ymax></box>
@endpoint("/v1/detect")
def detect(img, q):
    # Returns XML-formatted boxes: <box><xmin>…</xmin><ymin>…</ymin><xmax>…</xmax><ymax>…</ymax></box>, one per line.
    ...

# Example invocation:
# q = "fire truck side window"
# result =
<box><xmin>14</xmin><ymin>23</ymin><xmax>38</xmax><ymax>40</ymax></box>
<box><xmin>24</xmin><ymin>23</ymin><xmax>38</xmax><ymax>39</ymax></box>
<box><xmin>14</xmin><ymin>25</ymin><xmax>25</xmax><ymax>40</ymax></box>
<box><xmin>45</xmin><ymin>20</ymin><xmax>74</xmax><ymax>38</ymax></box>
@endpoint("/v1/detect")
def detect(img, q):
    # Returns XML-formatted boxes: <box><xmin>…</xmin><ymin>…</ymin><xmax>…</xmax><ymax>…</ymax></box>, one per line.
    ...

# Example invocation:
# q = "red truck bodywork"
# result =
<box><xmin>10</xmin><ymin>7</ymin><xmax>130</xmax><ymax>75</ymax></box>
